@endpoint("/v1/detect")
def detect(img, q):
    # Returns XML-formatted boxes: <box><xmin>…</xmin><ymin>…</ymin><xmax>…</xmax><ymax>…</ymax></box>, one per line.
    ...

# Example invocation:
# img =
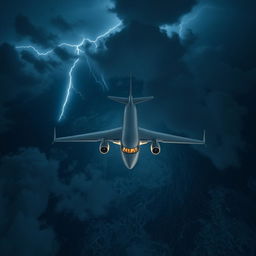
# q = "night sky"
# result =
<box><xmin>1</xmin><ymin>0</ymin><xmax>256</xmax><ymax>255</ymax></box>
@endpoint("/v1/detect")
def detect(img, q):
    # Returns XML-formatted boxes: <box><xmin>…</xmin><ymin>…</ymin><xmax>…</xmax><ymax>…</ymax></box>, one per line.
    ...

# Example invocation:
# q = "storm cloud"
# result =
<box><xmin>15</xmin><ymin>15</ymin><xmax>57</xmax><ymax>48</ymax></box>
<box><xmin>50</xmin><ymin>16</ymin><xmax>73</xmax><ymax>32</ymax></box>
<box><xmin>0</xmin><ymin>148</ymin><xmax>60</xmax><ymax>256</ymax></box>
<box><xmin>111</xmin><ymin>0</ymin><xmax>198</xmax><ymax>25</ymax></box>
<box><xmin>92</xmin><ymin>22</ymin><xmax>187</xmax><ymax>81</ymax></box>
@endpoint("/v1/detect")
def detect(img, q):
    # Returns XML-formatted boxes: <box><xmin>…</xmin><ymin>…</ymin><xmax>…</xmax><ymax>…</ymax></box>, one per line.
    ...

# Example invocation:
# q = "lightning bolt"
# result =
<box><xmin>16</xmin><ymin>21</ymin><xmax>122</xmax><ymax>121</ymax></box>
<box><xmin>15</xmin><ymin>45</ymin><xmax>54</xmax><ymax>55</ymax></box>
<box><xmin>59</xmin><ymin>58</ymin><xmax>79</xmax><ymax>121</ymax></box>
<box><xmin>85</xmin><ymin>55</ymin><xmax>109</xmax><ymax>91</ymax></box>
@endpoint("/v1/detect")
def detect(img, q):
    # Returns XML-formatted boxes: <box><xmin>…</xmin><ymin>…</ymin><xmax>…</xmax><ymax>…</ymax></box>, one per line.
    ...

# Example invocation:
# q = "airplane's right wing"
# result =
<box><xmin>139</xmin><ymin>128</ymin><xmax>205</xmax><ymax>144</ymax></box>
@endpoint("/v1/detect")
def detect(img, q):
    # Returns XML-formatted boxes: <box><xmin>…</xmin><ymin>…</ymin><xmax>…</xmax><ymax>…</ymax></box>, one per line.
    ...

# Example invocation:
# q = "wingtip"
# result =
<box><xmin>203</xmin><ymin>130</ymin><xmax>206</xmax><ymax>145</ymax></box>
<box><xmin>52</xmin><ymin>127</ymin><xmax>56</xmax><ymax>144</ymax></box>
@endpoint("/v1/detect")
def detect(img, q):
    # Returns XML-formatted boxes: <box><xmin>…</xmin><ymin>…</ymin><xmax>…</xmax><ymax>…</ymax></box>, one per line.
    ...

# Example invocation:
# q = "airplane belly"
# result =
<box><xmin>122</xmin><ymin>103</ymin><xmax>139</xmax><ymax>148</ymax></box>
<box><xmin>122</xmin><ymin>127</ymin><xmax>138</xmax><ymax>147</ymax></box>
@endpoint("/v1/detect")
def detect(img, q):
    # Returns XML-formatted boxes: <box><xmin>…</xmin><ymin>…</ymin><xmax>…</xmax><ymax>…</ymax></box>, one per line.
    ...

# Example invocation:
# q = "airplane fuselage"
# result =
<box><xmin>121</xmin><ymin>96</ymin><xmax>139</xmax><ymax>169</ymax></box>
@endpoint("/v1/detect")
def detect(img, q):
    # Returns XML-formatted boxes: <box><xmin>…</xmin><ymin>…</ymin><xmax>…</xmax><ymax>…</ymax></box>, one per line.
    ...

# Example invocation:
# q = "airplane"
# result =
<box><xmin>54</xmin><ymin>80</ymin><xmax>205</xmax><ymax>169</ymax></box>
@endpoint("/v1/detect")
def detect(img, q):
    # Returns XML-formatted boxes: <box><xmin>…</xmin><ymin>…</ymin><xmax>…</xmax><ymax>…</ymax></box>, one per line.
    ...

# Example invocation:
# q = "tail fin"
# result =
<box><xmin>129</xmin><ymin>73</ymin><xmax>132</xmax><ymax>97</ymax></box>
<box><xmin>108</xmin><ymin>74</ymin><xmax>153</xmax><ymax>104</ymax></box>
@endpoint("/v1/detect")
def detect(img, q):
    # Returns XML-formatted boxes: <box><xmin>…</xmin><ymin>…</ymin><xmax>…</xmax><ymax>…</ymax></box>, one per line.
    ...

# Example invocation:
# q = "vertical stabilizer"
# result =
<box><xmin>108</xmin><ymin>74</ymin><xmax>153</xmax><ymax>104</ymax></box>
<box><xmin>129</xmin><ymin>73</ymin><xmax>132</xmax><ymax>98</ymax></box>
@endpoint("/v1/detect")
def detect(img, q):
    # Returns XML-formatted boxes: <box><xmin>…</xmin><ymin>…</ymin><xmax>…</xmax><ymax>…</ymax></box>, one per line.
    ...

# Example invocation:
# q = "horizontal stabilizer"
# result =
<box><xmin>108</xmin><ymin>96</ymin><xmax>129</xmax><ymax>104</ymax></box>
<box><xmin>108</xmin><ymin>96</ymin><xmax>154</xmax><ymax>104</ymax></box>
<box><xmin>133</xmin><ymin>96</ymin><xmax>154</xmax><ymax>104</ymax></box>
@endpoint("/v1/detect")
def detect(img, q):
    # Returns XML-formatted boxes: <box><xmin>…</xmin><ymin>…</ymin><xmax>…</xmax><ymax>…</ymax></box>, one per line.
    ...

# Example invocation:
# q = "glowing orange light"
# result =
<box><xmin>121</xmin><ymin>146</ymin><xmax>139</xmax><ymax>154</ymax></box>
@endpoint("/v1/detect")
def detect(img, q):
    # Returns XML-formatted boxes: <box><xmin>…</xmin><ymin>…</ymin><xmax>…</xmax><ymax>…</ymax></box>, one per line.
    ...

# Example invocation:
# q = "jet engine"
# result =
<box><xmin>150</xmin><ymin>140</ymin><xmax>160</xmax><ymax>155</ymax></box>
<box><xmin>99</xmin><ymin>140</ymin><xmax>110</xmax><ymax>154</ymax></box>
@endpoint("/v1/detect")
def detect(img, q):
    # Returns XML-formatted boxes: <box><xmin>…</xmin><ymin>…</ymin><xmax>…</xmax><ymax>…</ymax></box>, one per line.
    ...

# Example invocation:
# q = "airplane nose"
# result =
<box><xmin>122</xmin><ymin>153</ymin><xmax>138</xmax><ymax>169</ymax></box>
<box><xmin>126</xmin><ymin>158</ymin><xmax>135</xmax><ymax>169</ymax></box>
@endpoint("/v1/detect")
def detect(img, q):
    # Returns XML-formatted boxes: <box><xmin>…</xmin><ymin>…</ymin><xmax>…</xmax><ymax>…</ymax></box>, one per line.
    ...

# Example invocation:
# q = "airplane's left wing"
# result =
<box><xmin>54</xmin><ymin>127</ymin><xmax>122</xmax><ymax>143</ymax></box>
<box><xmin>139</xmin><ymin>128</ymin><xmax>205</xmax><ymax>144</ymax></box>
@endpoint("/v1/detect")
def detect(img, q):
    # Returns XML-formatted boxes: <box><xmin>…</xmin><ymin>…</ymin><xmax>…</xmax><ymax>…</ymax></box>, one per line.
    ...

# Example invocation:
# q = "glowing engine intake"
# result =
<box><xmin>99</xmin><ymin>140</ymin><xmax>110</xmax><ymax>154</ymax></box>
<box><xmin>150</xmin><ymin>140</ymin><xmax>161</xmax><ymax>155</ymax></box>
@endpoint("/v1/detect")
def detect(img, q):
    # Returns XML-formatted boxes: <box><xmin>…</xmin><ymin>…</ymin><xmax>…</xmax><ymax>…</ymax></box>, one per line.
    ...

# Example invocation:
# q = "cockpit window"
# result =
<box><xmin>121</xmin><ymin>146</ymin><xmax>139</xmax><ymax>154</ymax></box>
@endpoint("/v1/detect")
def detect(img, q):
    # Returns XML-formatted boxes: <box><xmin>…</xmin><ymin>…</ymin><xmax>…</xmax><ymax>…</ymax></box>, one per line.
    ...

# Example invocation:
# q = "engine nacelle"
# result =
<box><xmin>99</xmin><ymin>140</ymin><xmax>110</xmax><ymax>154</ymax></box>
<box><xmin>150</xmin><ymin>140</ymin><xmax>161</xmax><ymax>155</ymax></box>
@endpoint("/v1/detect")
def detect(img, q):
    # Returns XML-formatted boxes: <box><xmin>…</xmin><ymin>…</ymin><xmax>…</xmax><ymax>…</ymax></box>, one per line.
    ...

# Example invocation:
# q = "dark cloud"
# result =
<box><xmin>146</xmin><ymin>45</ymin><xmax>250</xmax><ymax>169</ymax></box>
<box><xmin>0</xmin><ymin>43</ymin><xmax>42</xmax><ymax>132</ymax></box>
<box><xmin>111</xmin><ymin>0</ymin><xmax>198</xmax><ymax>25</ymax></box>
<box><xmin>183</xmin><ymin>0</ymin><xmax>256</xmax><ymax>71</ymax></box>
<box><xmin>192</xmin><ymin>188</ymin><xmax>256</xmax><ymax>255</ymax></box>
<box><xmin>15</xmin><ymin>15</ymin><xmax>57</xmax><ymax>48</ymax></box>
<box><xmin>0</xmin><ymin>44</ymin><xmax>36</xmax><ymax>110</ymax></box>
<box><xmin>86</xmin><ymin>203</ymin><xmax>171</xmax><ymax>255</ymax></box>
<box><xmin>0</xmin><ymin>148</ymin><xmax>59</xmax><ymax>256</ymax></box>
<box><xmin>20</xmin><ymin>50</ymin><xmax>52</xmax><ymax>73</ymax></box>
<box><xmin>92</xmin><ymin>22</ymin><xmax>187</xmax><ymax>81</ymax></box>
<box><xmin>0</xmin><ymin>106</ymin><xmax>12</xmax><ymax>134</ymax></box>
<box><xmin>50</xmin><ymin>16</ymin><xmax>73</xmax><ymax>32</ymax></box>
<box><xmin>55</xmin><ymin>164</ymin><xmax>116</xmax><ymax>221</ymax></box>
<box><xmin>1</xmin><ymin>0</ymin><xmax>119</xmax><ymax>44</ymax></box>
<box><xmin>54</xmin><ymin>47</ymin><xmax>74</xmax><ymax>61</ymax></box>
